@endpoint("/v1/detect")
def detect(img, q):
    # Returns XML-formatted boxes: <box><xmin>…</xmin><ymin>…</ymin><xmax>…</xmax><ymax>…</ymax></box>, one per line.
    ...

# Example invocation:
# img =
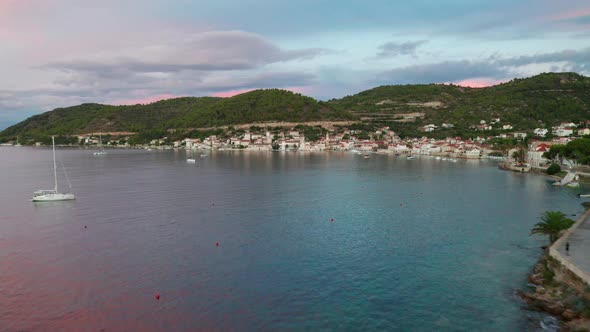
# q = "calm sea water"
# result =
<box><xmin>0</xmin><ymin>147</ymin><xmax>584</xmax><ymax>331</ymax></box>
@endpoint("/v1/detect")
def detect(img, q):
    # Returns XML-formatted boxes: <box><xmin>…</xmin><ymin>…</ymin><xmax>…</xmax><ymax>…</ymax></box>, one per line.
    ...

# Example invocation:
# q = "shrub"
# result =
<box><xmin>547</xmin><ymin>163</ymin><xmax>561</xmax><ymax>175</ymax></box>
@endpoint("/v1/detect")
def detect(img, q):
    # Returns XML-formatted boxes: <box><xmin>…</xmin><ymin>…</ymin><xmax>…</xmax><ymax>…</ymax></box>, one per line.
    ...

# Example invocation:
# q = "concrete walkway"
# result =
<box><xmin>551</xmin><ymin>209</ymin><xmax>590</xmax><ymax>285</ymax></box>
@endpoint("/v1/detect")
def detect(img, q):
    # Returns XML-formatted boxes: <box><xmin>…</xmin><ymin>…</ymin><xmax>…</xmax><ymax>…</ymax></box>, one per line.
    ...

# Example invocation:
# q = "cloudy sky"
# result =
<box><xmin>1</xmin><ymin>0</ymin><xmax>590</xmax><ymax>129</ymax></box>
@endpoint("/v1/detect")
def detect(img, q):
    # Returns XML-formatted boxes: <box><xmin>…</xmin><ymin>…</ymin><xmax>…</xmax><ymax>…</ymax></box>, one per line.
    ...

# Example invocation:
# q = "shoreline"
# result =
<box><xmin>518</xmin><ymin>209</ymin><xmax>590</xmax><ymax>331</ymax></box>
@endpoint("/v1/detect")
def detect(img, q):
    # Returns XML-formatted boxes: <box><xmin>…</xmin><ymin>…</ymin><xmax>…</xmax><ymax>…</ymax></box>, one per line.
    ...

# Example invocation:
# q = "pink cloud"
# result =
<box><xmin>284</xmin><ymin>86</ymin><xmax>308</xmax><ymax>94</ymax></box>
<box><xmin>545</xmin><ymin>9</ymin><xmax>590</xmax><ymax>22</ymax></box>
<box><xmin>212</xmin><ymin>89</ymin><xmax>256</xmax><ymax>98</ymax></box>
<box><xmin>114</xmin><ymin>94</ymin><xmax>177</xmax><ymax>105</ymax></box>
<box><xmin>0</xmin><ymin>0</ymin><xmax>19</xmax><ymax>12</ymax></box>
<box><xmin>452</xmin><ymin>78</ymin><xmax>505</xmax><ymax>88</ymax></box>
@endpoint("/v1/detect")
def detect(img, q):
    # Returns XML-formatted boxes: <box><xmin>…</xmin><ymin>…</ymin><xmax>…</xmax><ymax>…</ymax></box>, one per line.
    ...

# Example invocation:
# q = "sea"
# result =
<box><xmin>0</xmin><ymin>147</ymin><xmax>584</xmax><ymax>331</ymax></box>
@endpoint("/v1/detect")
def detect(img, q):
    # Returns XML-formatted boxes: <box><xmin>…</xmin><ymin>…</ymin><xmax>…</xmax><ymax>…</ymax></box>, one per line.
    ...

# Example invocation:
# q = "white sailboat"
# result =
<box><xmin>15</xmin><ymin>136</ymin><xmax>22</xmax><ymax>147</ymax></box>
<box><xmin>32</xmin><ymin>136</ymin><xmax>76</xmax><ymax>202</ymax></box>
<box><xmin>93</xmin><ymin>134</ymin><xmax>107</xmax><ymax>156</ymax></box>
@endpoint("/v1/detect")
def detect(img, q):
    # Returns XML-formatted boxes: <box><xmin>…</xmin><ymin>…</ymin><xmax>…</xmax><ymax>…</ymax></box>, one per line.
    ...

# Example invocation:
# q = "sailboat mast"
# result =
<box><xmin>52</xmin><ymin>136</ymin><xmax>58</xmax><ymax>192</ymax></box>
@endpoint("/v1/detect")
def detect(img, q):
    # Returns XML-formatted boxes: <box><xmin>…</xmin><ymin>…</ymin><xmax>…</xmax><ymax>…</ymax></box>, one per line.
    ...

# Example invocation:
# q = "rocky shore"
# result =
<box><xmin>518</xmin><ymin>254</ymin><xmax>590</xmax><ymax>331</ymax></box>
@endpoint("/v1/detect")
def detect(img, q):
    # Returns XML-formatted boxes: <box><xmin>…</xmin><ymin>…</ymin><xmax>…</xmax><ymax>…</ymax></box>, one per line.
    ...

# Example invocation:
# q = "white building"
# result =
<box><xmin>534</xmin><ymin>128</ymin><xmax>549</xmax><ymax>137</ymax></box>
<box><xmin>527</xmin><ymin>143</ymin><xmax>551</xmax><ymax>168</ymax></box>
<box><xmin>553</xmin><ymin>127</ymin><xmax>573</xmax><ymax>137</ymax></box>
<box><xmin>420</xmin><ymin>124</ymin><xmax>437</xmax><ymax>132</ymax></box>
<box><xmin>464</xmin><ymin>148</ymin><xmax>481</xmax><ymax>159</ymax></box>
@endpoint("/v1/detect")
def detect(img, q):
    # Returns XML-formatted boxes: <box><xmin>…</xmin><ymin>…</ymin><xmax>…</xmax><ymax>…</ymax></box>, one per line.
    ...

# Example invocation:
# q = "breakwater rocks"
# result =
<box><xmin>518</xmin><ymin>255</ymin><xmax>590</xmax><ymax>331</ymax></box>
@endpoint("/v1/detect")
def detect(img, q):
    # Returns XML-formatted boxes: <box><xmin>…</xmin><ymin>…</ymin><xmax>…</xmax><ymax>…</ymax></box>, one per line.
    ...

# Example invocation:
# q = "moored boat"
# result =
<box><xmin>32</xmin><ymin>136</ymin><xmax>76</xmax><ymax>202</ymax></box>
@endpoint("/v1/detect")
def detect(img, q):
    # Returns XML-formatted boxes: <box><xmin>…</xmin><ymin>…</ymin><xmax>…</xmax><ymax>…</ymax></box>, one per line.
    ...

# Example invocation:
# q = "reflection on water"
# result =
<box><xmin>0</xmin><ymin>148</ymin><xmax>583</xmax><ymax>331</ymax></box>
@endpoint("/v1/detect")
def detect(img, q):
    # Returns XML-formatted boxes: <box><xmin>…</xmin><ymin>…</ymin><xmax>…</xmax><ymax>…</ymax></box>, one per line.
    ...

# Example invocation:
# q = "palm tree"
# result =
<box><xmin>531</xmin><ymin>211</ymin><xmax>575</xmax><ymax>243</ymax></box>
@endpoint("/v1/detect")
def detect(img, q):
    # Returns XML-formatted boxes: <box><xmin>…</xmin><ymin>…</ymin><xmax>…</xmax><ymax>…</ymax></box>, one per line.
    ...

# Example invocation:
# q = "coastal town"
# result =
<box><xmin>11</xmin><ymin>119</ymin><xmax>584</xmax><ymax>171</ymax></box>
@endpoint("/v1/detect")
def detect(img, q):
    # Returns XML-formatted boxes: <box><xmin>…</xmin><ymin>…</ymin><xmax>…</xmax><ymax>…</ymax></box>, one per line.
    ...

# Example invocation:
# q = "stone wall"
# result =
<box><xmin>549</xmin><ymin>209</ymin><xmax>590</xmax><ymax>287</ymax></box>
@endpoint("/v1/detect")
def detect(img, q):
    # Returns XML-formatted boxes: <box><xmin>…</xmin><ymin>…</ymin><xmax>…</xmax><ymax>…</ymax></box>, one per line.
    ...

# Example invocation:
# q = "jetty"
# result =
<box><xmin>553</xmin><ymin>171</ymin><xmax>577</xmax><ymax>186</ymax></box>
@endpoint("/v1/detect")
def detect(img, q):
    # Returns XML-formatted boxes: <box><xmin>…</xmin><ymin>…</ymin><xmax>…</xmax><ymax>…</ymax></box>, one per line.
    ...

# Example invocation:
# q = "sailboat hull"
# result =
<box><xmin>32</xmin><ymin>136</ymin><xmax>76</xmax><ymax>202</ymax></box>
<box><xmin>32</xmin><ymin>193</ymin><xmax>76</xmax><ymax>202</ymax></box>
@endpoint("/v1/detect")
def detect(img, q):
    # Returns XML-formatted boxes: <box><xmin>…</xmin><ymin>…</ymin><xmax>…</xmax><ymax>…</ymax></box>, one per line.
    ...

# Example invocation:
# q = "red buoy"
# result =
<box><xmin>155</xmin><ymin>294</ymin><xmax>160</xmax><ymax>300</ymax></box>
<box><xmin>84</xmin><ymin>225</ymin><xmax>87</xmax><ymax>229</ymax></box>
<box><xmin>330</xmin><ymin>218</ymin><xmax>334</xmax><ymax>222</ymax></box>
<box><xmin>216</xmin><ymin>242</ymin><xmax>220</xmax><ymax>247</ymax></box>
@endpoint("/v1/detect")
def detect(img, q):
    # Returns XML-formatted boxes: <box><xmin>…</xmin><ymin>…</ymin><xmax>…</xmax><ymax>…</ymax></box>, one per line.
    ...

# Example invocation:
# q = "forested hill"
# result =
<box><xmin>2</xmin><ymin>72</ymin><xmax>590</xmax><ymax>142</ymax></box>
<box><xmin>0</xmin><ymin>89</ymin><xmax>355</xmax><ymax>141</ymax></box>
<box><xmin>328</xmin><ymin>72</ymin><xmax>590</xmax><ymax>136</ymax></box>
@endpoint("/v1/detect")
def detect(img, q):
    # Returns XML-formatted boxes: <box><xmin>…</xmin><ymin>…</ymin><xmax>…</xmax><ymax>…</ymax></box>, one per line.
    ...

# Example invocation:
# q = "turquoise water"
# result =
<box><xmin>0</xmin><ymin>148</ymin><xmax>584</xmax><ymax>331</ymax></box>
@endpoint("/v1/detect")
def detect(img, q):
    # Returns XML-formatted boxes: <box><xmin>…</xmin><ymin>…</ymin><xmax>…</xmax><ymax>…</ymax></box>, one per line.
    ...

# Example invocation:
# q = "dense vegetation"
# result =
<box><xmin>544</xmin><ymin>138</ymin><xmax>590</xmax><ymax>165</ymax></box>
<box><xmin>329</xmin><ymin>72</ymin><xmax>590</xmax><ymax>138</ymax></box>
<box><xmin>546</xmin><ymin>163</ymin><xmax>562</xmax><ymax>175</ymax></box>
<box><xmin>2</xmin><ymin>73</ymin><xmax>590</xmax><ymax>143</ymax></box>
<box><xmin>0</xmin><ymin>89</ymin><xmax>354</xmax><ymax>143</ymax></box>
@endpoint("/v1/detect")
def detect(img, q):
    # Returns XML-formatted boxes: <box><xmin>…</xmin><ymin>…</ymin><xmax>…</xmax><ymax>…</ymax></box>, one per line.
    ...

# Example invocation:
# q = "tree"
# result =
<box><xmin>530</xmin><ymin>211</ymin><xmax>575</xmax><ymax>243</ymax></box>
<box><xmin>546</xmin><ymin>163</ymin><xmax>561</xmax><ymax>175</ymax></box>
<box><xmin>512</xmin><ymin>149</ymin><xmax>525</xmax><ymax>163</ymax></box>
<box><xmin>543</xmin><ymin>144</ymin><xmax>566</xmax><ymax>163</ymax></box>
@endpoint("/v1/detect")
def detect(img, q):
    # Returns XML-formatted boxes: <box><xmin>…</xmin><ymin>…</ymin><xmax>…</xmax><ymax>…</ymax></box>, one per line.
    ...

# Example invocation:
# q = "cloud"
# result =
<box><xmin>545</xmin><ymin>9</ymin><xmax>590</xmax><ymax>23</ymax></box>
<box><xmin>377</xmin><ymin>60</ymin><xmax>508</xmax><ymax>85</ymax></box>
<box><xmin>113</xmin><ymin>94</ymin><xmax>178</xmax><ymax>106</ymax></box>
<box><xmin>44</xmin><ymin>30</ymin><xmax>330</xmax><ymax>74</ymax></box>
<box><xmin>0</xmin><ymin>70</ymin><xmax>317</xmax><ymax>115</ymax></box>
<box><xmin>496</xmin><ymin>47</ymin><xmax>590</xmax><ymax>72</ymax></box>
<box><xmin>376</xmin><ymin>40</ymin><xmax>427</xmax><ymax>58</ymax></box>
<box><xmin>375</xmin><ymin>47</ymin><xmax>590</xmax><ymax>86</ymax></box>
<box><xmin>212</xmin><ymin>89</ymin><xmax>256</xmax><ymax>98</ymax></box>
<box><xmin>453</xmin><ymin>78</ymin><xmax>506</xmax><ymax>88</ymax></box>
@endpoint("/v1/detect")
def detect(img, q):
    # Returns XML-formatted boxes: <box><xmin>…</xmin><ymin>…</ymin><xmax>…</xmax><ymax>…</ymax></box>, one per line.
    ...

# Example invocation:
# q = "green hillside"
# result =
<box><xmin>328</xmin><ymin>72</ymin><xmax>590</xmax><ymax>137</ymax></box>
<box><xmin>0</xmin><ymin>89</ymin><xmax>354</xmax><ymax>141</ymax></box>
<box><xmin>2</xmin><ymin>73</ymin><xmax>590</xmax><ymax>143</ymax></box>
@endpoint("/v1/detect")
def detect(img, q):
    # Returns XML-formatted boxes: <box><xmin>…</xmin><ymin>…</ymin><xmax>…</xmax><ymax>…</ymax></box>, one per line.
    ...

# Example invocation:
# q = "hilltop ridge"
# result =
<box><xmin>1</xmin><ymin>72</ymin><xmax>590</xmax><ymax>143</ymax></box>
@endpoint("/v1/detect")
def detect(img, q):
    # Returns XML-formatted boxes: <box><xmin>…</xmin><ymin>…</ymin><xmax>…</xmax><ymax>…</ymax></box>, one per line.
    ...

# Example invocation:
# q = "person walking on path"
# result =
<box><xmin>566</xmin><ymin>242</ymin><xmax>570</xmax><ymax>255</ymax></box>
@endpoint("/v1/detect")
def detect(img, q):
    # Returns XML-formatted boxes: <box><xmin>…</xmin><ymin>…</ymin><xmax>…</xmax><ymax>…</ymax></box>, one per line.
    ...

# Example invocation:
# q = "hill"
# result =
<box><xmin>0</xmin><ymin>89</ymin><xmax>355</xmax><ymax>143</ymax></box>
<box><xmin>328</xmin><ymin>72</ymin><xmax>590</xmax><ymax>137</ymax></box>
<box><xmin>2</xmin><ymin>73</ymin><xmax>590</xmax><ymax>143</ymax></box>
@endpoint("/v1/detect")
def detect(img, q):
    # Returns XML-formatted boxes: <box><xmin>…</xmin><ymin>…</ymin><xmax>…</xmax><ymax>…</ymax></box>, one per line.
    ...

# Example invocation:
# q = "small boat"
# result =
<box><xmin>93</xmin><ymin>134</ymin><xmax>107</xmax><ymax>156</ymax></box>
<box><xmin>441</xmin><ymin>158</ymin><xmax>448</xmax><ymax>161</ymax></box>
<box><xmin>577</xmin><ymin>194</ymin><xmax>590</xmax><ymax>198</ymax></box>
<box><xmin>435</xmin><ymin>156</ymin><xmax>441</xmax><ymax>160</ymax></box>
<box><xmin>32</xmin><ymin>136</ymin><xmax>76</xmax><ymax>202</ymax></box>
<box><xmin>186</xmin><ymin>158</ymin><xmax>196</xmax><ymax>163</ymax></box>
<box><xmin>363</xmin><ymin>154</ymin><xmax>370</xmax><ymax>159</ymax></box>
<box><xmin>407</xmin><ymin>155</ymin><xmax>414</xmax><ymax>160</ymax></box>
<box><xmin>200</xmin><ymin>154</ymin><xmax>208</xmax><ymax>158</ymax></box>
<box><xmin>567</xmin><ymin>182</ymin><xmax>580</xmax><ymax>188</ymax></box>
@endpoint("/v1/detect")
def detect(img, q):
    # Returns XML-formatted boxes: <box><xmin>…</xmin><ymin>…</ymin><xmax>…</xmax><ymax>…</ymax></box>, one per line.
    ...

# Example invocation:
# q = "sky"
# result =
<box><xmin>1</xmin><ymin>0</ymin><xmax>590</xmax><ymax>129</ymax></box>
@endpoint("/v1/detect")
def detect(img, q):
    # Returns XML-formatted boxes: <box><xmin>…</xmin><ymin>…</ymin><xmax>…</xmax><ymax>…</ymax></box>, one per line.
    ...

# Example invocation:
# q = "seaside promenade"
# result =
<box><xmin>550</xmin><ymin>208</ymin><xmax>590</xmax><ymax>285</ymax></box>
